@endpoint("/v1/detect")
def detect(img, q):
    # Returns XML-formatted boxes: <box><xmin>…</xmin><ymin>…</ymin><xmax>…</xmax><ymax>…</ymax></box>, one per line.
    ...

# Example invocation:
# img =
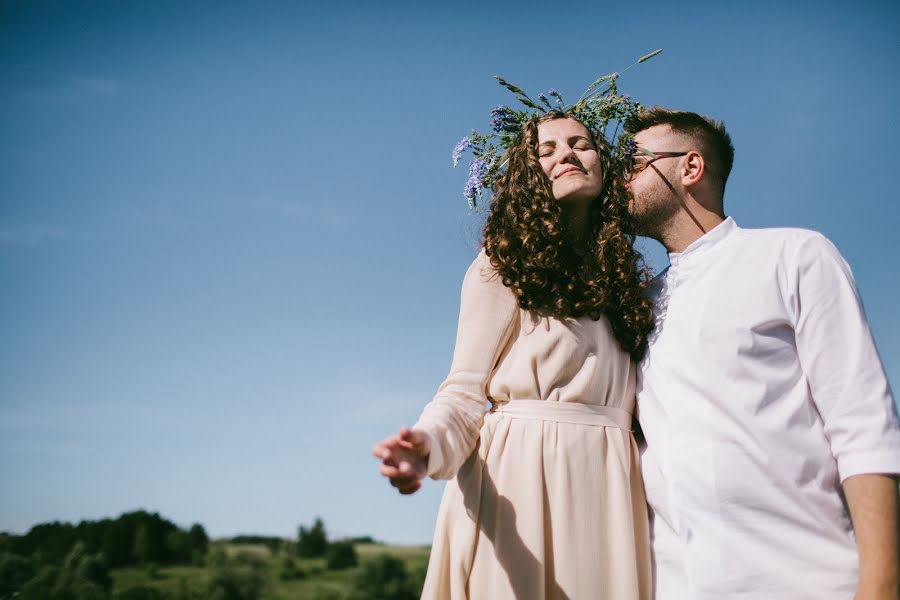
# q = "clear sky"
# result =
<box><xmin>1</xmin><ymin>0</ymin><xmax>898</xmax><ymax>544</ymax></box>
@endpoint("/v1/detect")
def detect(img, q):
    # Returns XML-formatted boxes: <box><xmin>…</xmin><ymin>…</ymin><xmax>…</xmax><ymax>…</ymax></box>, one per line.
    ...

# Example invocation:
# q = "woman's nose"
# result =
<box><xmin>559</xmin><ymin>145</ymin><xmax>578</xmax><ymax>163</ymax></box>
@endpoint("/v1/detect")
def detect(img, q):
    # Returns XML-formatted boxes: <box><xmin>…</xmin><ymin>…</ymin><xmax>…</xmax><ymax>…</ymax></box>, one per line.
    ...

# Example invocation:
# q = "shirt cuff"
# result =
<box><xmin>837</xmin><ymin>450</ymin><xmax>900</xmax><ymax>482</ymax></box>
<box><xmin>418</xmin><ymin>428</ymin><xmax>445</xmax><ymax>479</ymax></box>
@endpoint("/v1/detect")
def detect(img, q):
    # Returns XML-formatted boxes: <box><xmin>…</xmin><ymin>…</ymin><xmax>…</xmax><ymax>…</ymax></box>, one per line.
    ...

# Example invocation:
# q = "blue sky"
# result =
<box><xmin>1</xmin><ymin>0</ymin><xmax>898</xmax><ymax>544</ymax></box>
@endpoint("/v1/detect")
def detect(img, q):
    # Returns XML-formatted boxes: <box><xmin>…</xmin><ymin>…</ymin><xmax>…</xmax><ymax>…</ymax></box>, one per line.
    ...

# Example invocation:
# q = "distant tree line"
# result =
<box><xmin>0</xmin><ymin>512</ymin><xmax>422</xmax><ymax>600</ymax></box>
<box><xmin>0</xmin><ymin>510</ymin><xmax>208</xmax><ymax>600</ymax></box>
<box><xmin>0</xmin><ymin>510</ymin><xmax>208</xmax><ymax>568</ymax></box>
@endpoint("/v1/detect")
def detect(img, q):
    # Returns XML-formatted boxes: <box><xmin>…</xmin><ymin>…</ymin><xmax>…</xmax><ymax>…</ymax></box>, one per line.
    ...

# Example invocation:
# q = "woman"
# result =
<box><xmin>374</xmin><ymin>111</ymin><xmax>654</xmax><ymax>599</ymax></box>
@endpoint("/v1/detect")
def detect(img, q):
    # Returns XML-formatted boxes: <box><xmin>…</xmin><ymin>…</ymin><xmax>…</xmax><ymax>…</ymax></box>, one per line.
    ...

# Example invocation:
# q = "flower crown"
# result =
<box><xmin>452</xmin><ymin>49</ymin><xmax>662</xmax><ymax>208</ymax></box>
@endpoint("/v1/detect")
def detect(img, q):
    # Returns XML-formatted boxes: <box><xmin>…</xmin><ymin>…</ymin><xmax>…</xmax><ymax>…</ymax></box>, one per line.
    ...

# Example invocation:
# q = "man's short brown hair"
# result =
<box><xmin>626</xmin><ymin>107</ymin><xmax>735</xmax><ymax>196</ymax></box>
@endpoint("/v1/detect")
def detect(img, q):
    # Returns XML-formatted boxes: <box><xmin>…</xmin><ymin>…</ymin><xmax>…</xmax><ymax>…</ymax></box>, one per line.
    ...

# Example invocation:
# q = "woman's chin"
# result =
<box><xmin>552</xmin><ymin>182</ymin><xmax>602</xmax><ymax>205</ymax></box>
<box><xmin>553</xmin><ymin>191</ymin><xmax>600</xmax><ymax>205</ymax></box>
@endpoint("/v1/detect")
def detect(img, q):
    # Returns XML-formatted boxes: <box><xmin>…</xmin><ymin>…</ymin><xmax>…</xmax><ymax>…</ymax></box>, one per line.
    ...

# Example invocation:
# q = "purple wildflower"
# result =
<box><xmin>538</xmin><ymin>92</ymin><xmax>551</xmax><ymax>107</ymax></box>
<box><xmin>626</xmin><ymin>137</ymin><xmax>637</xmax><ymax>155</ymax></box>
<box><xmin>452</xmin><ymin>136</ymin><xmax>471</xmax><ymax>167</ymax></box>
<box><xmin>464</xmin><ymin>159</ymin><xmax>488</xmax><ymax>206</ymax></box>
<box><xmin>490</xmin><ymin>105</ymin><xmax>519</xmax><ymax>133</ymax></box>
<box><xmin>611</xmin><ymin>72</ymin><xmax>620</xmax><ymax>80</ymax></box>
<box><xmin>547</xmin><ymin>88</ymin><xmax>563</xmax><ymax>106</ymax></box>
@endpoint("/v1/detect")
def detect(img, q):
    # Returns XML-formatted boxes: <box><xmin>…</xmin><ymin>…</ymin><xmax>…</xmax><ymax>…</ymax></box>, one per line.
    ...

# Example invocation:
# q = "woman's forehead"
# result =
<box><xmin>537</xmin><ymin>117</ymin><xmax>591</xmax><ymax>142</ymax></box>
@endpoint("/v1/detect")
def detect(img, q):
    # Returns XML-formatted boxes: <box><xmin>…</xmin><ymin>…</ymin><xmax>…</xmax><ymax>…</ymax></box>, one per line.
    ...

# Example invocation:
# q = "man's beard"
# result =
<box><xmin>627</xmin><ymin>191</ymin><xmax>679</xmax><ymax>240</ymax></box>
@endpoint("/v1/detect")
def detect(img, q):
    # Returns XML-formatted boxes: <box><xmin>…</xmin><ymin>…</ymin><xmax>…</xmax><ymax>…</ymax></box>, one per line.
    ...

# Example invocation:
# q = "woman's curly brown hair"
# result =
<box><xmin>483</xmin><ymin>112</ymin><xmax>655</xmax><ymax>361</ymax></box>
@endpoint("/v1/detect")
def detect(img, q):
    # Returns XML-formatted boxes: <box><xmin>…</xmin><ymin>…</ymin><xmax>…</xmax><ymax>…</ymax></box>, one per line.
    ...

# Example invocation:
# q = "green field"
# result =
<box><xmin>109</xmin><ymin>542</ymin><xmax>430</xmax><ymax>600</ymax></box>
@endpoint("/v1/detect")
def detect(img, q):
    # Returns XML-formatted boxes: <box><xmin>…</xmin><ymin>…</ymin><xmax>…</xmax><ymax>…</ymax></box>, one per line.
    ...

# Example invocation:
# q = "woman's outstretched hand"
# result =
<box><xmin>373</xmin><ymin>427</ymin><xmax>431</xmax><ymax>495</ymax></box>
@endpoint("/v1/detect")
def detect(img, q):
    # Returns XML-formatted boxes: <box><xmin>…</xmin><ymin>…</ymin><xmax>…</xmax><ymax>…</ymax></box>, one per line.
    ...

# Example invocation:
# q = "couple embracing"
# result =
<box><xmin>374</xmin><ymin>63</ymin><xmax>900</xmax><ymax>600</ymax></box>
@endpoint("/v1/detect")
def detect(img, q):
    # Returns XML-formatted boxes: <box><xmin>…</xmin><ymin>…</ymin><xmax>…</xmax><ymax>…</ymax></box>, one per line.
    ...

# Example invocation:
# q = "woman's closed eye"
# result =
<box><xmin>539</xmin><ymin>143</ymin><xmax>591</xmax><ymax>158</ymax></box>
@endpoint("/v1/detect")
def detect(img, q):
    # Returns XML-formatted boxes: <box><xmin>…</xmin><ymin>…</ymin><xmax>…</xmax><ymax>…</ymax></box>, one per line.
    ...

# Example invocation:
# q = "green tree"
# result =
<box><xmin>15</xmin><ymin>521</ymin><xmax>77</xmax><ymax>564</ymax></box>
<box><xmin>165</xmin><ymin>529</ymin><xmax>192</xmax><ymax>564</ymax></box>
<box><xmin>296</xmin><ymin>518</ymin><xmax>328</xmax><ymax>558</ymax></box>
<box><xmin>133</xmin><ymin>524</ymin><xmax>151</xmax><ymax>565</ymax></box>
<box><xmin>0</xmin><ymin>552</ymin><xmax>35</xmax><ymax>597</ymax></box>
<box><xmin>102</xmin><ymin>520</ymin><xmax>133</xmax><ymax>567</ymax></box>
<box><xmin>187</xmin><ymin>524</ymin><xmax>208</xmax><ymax>564</ymax></box>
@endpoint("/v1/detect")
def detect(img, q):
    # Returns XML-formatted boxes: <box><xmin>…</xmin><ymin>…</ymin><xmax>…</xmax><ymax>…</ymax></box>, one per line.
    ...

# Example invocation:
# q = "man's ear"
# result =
<box><xmin>682</xmin><ymin>151</ymin><xmax>705</xmax><ymax>188</ymax></box>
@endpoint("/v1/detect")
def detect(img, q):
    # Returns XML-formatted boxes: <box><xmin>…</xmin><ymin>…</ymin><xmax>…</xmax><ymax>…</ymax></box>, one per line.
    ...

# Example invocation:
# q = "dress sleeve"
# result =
<box><xmin>413</xmin><ymin>250</ymin><xmax>519</xmax><ymax>480</ymax></box>
<box><xmin>790</xmin><ymin>234</ymin><xmax>900</xmax><ymax>481</ymax></box>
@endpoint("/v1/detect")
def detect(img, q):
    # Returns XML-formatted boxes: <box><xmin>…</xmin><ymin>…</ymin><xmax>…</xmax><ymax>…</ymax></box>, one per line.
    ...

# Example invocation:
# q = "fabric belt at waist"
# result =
<box><xmin>488</xmin><ymin>400</ymin><xmax>631</xmax><ymax>430</ymax></box>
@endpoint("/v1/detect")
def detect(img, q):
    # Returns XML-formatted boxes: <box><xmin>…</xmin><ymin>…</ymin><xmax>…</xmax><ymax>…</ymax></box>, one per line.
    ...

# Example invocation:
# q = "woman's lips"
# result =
<box><xmin>556</xmin><ymin>167</ymin><xmax>585</xmax><ymax>178</ymax></box>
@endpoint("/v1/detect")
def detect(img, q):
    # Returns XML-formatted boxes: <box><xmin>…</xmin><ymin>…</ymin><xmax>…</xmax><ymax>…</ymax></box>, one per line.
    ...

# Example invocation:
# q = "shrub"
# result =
<box><xmin>232</xmin><ymin>551</ymin><xmax>266</xmax><ymax>569</ymax></box>
<box><xmin>325</xmin><ymin>540</ymin><xmax>358</xmax><ymax>570</ymax></box>
<box><xmin>19</xmin><ymin>541</ymin><xmax>115</xmax><ymax>600</ymax></box>
<box><xmin>145</xmin><ymin>562</ymin><xmax>162</xmax><ymax>580</ymax></box>
<box><xmin>206</xmin><ymin>565</ymin><xmax>264</xmax><ymax>600</ymax></box>
<box><xmin>0</xmin><ymin>552</ymin><xmax>35</xmax><ymax>597</ymax></box>
<box><xmin>279</xmin><ymin>556</ymin><xmax>305</xmax><ymax>580</ymax></box>
<box><xmin>206</xmin><ymin>547</ymin><xmax>228</xmax><ymax>568</ymax></box>
<box><xmin>18</xmin><ymin>564</ymin><xmax>110</xmax><ymax>600</ymax></box>
<box><xmin>349</xmin><ymin>554</ymin><xmax>418</xmax><ymax>600</ymax></box>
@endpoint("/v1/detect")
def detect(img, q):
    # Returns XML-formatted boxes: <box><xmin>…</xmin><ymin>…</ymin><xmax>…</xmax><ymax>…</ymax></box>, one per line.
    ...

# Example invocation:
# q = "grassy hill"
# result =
<box><xmin>109</xmin><ymin>541</ymin><xmax>430</xmax><ymax>600</ymax></box>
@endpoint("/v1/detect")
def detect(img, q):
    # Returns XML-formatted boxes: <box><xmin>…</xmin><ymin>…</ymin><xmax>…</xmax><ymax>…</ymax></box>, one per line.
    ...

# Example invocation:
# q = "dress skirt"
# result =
<box><xmin>420</xmin><ymin>400</ymin><xmax>652</xmax><ymax>600</ymax></box>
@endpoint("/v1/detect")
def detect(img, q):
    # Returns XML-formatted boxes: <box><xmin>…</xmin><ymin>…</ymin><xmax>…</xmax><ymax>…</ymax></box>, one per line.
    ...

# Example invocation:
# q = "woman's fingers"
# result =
<box><xmin>397</xmin><ymin>480</ymin><xmax>421</xmax><ymax>495</ymax></box>
<box><xmin>372</xmin><ymin>442</ymin><xmax>396</xmax><ymax>460</ymax></box>
<box><xmin>397</xmin><ymin>428</ymin><xmax>429</xmax><ymax>455</ymax></box>
<box><xmin>382</xmin><ymin>471</ymin><xmax>419</xmax><ymax>490</ymax></box>
<box><xmin>380</xmin><ymin>460</ymin><xmax>419</xmax><ymax>478</ymax></box>
<box><xmin>372</xmin><ymin>431</ymin><xmax>407</xmax><ymax>459</ymax></box>
<box><xmin>380</xmin><ymin>463</ymin><xmax>407</xmax><ymax>478</ymax></box>
<box><xmin>380</xmin><ymin>459</ymin><xmax>424</xmax><ymax>493</ymax></box>
<box><xmin>374</xmin><ymin>428</ymin><xmax>427</xmax><ymax>495</ymax></box>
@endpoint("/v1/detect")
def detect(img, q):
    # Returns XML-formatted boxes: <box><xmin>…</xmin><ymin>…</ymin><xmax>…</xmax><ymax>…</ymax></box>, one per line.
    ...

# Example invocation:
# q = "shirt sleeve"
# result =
<box><xmin>413</xmin><ymin>250</ymin><xmax>519</xmax><ymax>480</ymax></box>
<box><xmin>790</xmin><ymin>233</ymin><xmax>900</xmax><ymax>481</ymax></box>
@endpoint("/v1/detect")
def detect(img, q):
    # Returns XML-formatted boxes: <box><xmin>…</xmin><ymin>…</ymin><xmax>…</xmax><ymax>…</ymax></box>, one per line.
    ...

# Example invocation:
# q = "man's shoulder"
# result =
<box><xmin>735</xmin><ymin>224</ymin><xmax>828</xmax><ymax>245</ymax></box>
<box><xmin>732</xmin><ymin>225</ymin><xmax>838</xmax><ymax>260</ymax></box>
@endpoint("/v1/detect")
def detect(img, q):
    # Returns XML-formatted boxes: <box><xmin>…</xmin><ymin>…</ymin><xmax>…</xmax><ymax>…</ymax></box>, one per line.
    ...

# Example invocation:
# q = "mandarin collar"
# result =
<box><xmin>668</xmin><ymin>217</ymin><xmax>737</xmax><ymax>269</ymax></box>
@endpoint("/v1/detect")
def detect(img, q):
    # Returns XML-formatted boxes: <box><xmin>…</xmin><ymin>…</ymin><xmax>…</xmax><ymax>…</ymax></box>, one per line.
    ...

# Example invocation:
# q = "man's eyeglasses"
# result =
<box><xmin>626</xmin><ymin>149</ymin><xmax>688</xmax><ymax>181</ymax></box>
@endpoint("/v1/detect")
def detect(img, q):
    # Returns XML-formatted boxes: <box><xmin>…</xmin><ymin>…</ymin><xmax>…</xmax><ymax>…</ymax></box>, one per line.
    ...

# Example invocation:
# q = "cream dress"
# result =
<box><xmin>414</xmin><ymin>251</ymin><xmax>651</xmax><ymax>600</ymax></box>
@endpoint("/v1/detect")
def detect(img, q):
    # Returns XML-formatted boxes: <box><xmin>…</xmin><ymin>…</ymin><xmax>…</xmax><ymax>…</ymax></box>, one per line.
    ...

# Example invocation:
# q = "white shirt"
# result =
<box><xmin>637</xmin><ymin>218</ymin><xmax>900</xmax><ymax>599</ymax></box>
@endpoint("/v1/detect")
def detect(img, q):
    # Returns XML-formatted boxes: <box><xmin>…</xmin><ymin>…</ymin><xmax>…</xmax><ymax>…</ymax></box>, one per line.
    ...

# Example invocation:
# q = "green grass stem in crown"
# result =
<box><xmin>452</xmin><ymin>48</ymin><xmax>663</xmax><ymax>209</ymax></box>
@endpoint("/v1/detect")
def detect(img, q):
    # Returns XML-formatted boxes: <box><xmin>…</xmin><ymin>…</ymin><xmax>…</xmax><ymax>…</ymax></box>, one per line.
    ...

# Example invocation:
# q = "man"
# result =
<box><xmin>625</xmin><ymin>107</ymin><xmax>900</xmax><ymax>599</ymax></box>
